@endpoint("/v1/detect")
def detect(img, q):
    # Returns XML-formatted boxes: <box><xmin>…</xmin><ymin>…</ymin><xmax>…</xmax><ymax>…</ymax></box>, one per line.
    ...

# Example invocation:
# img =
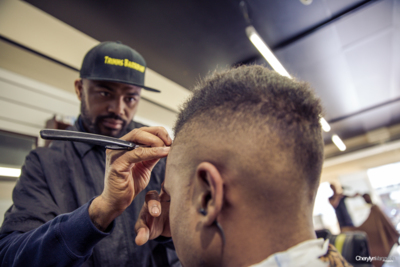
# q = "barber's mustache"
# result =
<box><xmin>97</xmin><ymin>114</ymin><xmax>127</xmax><ymax>124</ymax></box>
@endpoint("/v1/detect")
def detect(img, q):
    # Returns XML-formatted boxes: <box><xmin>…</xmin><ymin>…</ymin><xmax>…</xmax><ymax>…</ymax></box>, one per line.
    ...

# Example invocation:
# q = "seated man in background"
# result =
<box><xmin>355</xmin><ymin>194</ymin><xmax>399</xmax><ymax>266</ymax></box>
<box><xmin>135</xmin><ymin>65</ymin><xmax>351</xmax><ymax>267</ymax></box>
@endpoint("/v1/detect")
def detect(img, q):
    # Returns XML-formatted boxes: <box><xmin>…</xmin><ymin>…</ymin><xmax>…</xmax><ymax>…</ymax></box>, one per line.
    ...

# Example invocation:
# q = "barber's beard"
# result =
<box><xmin>80</xmin><ymin>100</ymin><xmax>128</xmax><ymax>138</ymax></box>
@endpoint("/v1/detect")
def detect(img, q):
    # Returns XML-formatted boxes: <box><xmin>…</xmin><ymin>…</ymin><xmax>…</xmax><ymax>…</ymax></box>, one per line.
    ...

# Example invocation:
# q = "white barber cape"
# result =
<box><xmin>250</xmin><ymin>239</ymin><xmax>330</xmax><ymax>267</ymax></box>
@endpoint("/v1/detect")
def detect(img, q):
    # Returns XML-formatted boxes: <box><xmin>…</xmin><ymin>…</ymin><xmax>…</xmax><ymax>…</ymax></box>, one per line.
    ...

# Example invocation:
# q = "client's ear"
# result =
<box><xmin>194</xmin><ymin>162</ymin><xmax>224</xmax><ymax>226</ymax></box>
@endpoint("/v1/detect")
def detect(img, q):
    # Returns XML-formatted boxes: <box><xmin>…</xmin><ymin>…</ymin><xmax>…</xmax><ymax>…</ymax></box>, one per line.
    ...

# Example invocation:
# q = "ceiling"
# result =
<box><xmin>24</xmin><ymin>0</ymin><xmax>400</xmax><ymax>150</ymax></box>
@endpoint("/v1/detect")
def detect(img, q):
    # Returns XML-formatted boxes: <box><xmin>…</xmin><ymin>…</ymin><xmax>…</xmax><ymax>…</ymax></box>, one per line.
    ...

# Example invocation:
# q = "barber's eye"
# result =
<box><xmin>100</xmin><ymin>91</ymin><xmax>110</xmax><ymax>97</ymax></box>
<box><xmin>126</xmin><ymin>97</ymin><xmax>137</xmax><ymax>103</ymax></box>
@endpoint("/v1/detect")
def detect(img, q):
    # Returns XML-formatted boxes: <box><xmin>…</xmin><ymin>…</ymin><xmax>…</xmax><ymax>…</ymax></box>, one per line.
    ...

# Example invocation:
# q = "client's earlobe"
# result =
<box><xmin>199</xmin><ymin>209</ymin><xmax>226</xmax><ymax>247</ymax></box>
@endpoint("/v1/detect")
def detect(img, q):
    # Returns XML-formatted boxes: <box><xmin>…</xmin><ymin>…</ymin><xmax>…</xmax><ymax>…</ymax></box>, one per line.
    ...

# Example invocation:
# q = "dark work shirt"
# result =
<box><xmin>333</xmin><ymin>196</ymin><xmax>354</xmax><ymax>228</ymax></box>
<box><xmin>0</xmin><ymin>119</ymin><xmax>178</xmax><ymax>267</ymax></box>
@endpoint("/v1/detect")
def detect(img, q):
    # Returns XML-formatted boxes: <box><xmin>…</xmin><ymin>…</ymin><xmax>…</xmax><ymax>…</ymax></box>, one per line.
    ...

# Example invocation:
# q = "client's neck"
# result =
<box><xmin>220</xmin><ymin>206</ymin><xmax>316</xmax><ymax>267</ymax></box>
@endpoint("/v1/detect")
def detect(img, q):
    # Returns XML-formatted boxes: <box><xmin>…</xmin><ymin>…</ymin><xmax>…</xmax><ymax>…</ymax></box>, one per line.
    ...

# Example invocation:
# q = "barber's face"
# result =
<box><xmin>75</xmin><ymin>79</ymin><xmax>141</xmax><ymax>137</ymax></box>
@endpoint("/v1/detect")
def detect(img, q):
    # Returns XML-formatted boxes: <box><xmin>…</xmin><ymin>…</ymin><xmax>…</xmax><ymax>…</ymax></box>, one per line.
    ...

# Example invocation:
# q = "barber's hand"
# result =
<box><xmin>135</xmin><ymin>188</ymin><xmax>171</xmax><ymax>245</ymax></box>
<box><xmin>89</xmin><ymin>127</ymin><xmax>172</xmax><ymax>231</ymax></box>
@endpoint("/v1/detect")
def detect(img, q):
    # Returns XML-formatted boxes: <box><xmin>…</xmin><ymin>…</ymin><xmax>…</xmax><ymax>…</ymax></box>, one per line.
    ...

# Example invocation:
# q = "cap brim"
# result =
<box><xmin>129</xmin><ymin>81</ymin><xmax>161</xmax><ymax>93</ymax></box>
<box><xmin>81</xmin><ymin>77</ymin><xmax>161</xmax><ymax>93</ymax></box>
<box><xmin>141</xmin><ymin>85</ymin><xmax>161</xmax><ymax>93</ymax></box>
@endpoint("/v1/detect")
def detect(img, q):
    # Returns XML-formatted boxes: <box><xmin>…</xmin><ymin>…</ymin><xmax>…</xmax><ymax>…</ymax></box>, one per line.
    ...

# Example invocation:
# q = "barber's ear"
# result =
<box><xmin>74</xmin><ymin>79</ymin><xmax>83</xmax><ymax>101</ymax></box>
<box><xmin>194</xmin><ymin>162</ymin><xmax>224</xmax><ymax>226</ymax></box>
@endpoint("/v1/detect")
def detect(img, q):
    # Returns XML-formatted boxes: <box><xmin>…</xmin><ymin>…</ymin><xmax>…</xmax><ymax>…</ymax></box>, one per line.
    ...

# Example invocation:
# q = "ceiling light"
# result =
<box><xmin>0</xmin><ymin>167</ymin><xmax>21</xmax><ymax>177</ymax></box>
<box><xmin>300</xmin><ymin>0</ymin><xmax>313</xmax><ymax>5</ymax></box>
<box><xmin>246</xmin><ymin>26</ymin><xmax>291</xmax><ymax>78</ymax></box>
<box><xmin>319</xmin><ymin>117</ymin><xmax>331</xmax><ymax>132</ymax></box>
<box><xmin>332</xmin><ymin>134</ymin><xmax>346</xmax><ymax>151</ymax></box>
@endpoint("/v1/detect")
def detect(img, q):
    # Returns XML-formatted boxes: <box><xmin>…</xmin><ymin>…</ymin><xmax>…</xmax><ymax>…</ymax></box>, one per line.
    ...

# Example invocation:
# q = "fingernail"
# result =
<box><xmin>151</xmin><ymin>206</ymin><xmax>160</xmax><ymax>215</ymax></box>
<box><xmin>161</xmin><ymin>147</ymin><xmax>170</xmax><ymax>153</ymax></box>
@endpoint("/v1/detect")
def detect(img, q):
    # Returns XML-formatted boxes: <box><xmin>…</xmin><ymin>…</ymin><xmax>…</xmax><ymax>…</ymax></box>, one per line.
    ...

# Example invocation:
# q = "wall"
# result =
<box><xmin>321</xmin><ymin>139</ymin><xmax>400</xmax><ymax>184</ymax></box>
<box><xmin>0</xmin><ymin>182</ymin><xmax>15</xmax><ymax>224</ymax></box>
<box><xmin>0</xmin><ymin>0</ymin><xmax>191</xmax><ymax>113</ymax></box>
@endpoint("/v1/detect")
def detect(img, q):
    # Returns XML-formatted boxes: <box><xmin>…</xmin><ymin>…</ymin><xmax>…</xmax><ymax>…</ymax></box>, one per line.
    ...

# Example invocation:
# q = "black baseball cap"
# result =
<box><xmin>80</xmin><ymin>41</ymin><xmax>160</xmax><ymax>93</ymax></box>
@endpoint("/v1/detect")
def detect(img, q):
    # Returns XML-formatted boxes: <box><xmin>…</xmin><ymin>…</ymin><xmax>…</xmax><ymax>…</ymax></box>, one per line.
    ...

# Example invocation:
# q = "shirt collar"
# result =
<box><xmin>249</xmin><ymin>238</ymin><xmax>329</xmax><ymax>267</ymax></box>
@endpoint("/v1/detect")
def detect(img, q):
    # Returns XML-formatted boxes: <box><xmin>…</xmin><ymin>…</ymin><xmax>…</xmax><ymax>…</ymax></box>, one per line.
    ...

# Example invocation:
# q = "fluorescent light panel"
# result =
<box><xmin>332</xmin><ymin>134</ymin><xmax>346</xmax><ymax>151</ymax></box>
<box><xmin>0</xmin><ymin>167</ymin><xmax>21</xmax><ymax>177</ymax></box>
<box><xmin>246</xmin><ymin>26</ymin><xmax>291</xmax><ymax>78</ymax></box>
<box><xmin>319</xmin><ymin>117</ymin><xmax>331</xmax><ymax>132</ymax></box>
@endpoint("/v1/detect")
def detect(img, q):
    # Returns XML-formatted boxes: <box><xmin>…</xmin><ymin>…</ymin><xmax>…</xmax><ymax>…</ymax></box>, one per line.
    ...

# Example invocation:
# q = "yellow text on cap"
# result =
<box><xmin>104</xmin><ymin>56</ymin><xmax>145</xmax><ymax>73</ymax></box>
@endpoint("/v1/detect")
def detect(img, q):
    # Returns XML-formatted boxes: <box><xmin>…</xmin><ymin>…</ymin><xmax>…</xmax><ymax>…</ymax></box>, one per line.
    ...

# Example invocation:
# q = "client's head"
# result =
<box><xmin>163</xmin><ymin>65</ymin><xmax>324</xmax><ymax>267</ymax></box>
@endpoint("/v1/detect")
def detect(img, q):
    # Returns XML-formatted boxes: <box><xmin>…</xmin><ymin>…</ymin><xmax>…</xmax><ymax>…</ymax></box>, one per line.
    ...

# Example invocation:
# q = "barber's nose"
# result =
<box><xmin>108</xmin><ymin>98</ymin><xmax>125</xmax><ymax>116</ymax></box>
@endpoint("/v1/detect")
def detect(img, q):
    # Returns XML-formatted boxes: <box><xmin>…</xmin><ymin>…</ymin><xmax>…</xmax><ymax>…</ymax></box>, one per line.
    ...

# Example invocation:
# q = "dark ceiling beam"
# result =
<box><xmin>272</xmin><ymin>0</ymin><xmax>381</xmax><ymax>51</ymax></box>
<box><xmin>0</xmin><ymin>35</ymin><xmax>79</xmax><ymax>72</ymax></box>
<box><xmin>328</xmin><ymin>96</ymin><xmax>400</xmax><ymax>124</ymax></box>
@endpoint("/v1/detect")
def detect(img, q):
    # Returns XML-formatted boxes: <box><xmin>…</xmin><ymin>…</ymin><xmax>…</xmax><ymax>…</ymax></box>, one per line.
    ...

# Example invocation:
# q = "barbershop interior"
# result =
<box><xmin>0</xmin><ymin>0</ymin><xmax>400</xmax><ymax>266</ymax></box>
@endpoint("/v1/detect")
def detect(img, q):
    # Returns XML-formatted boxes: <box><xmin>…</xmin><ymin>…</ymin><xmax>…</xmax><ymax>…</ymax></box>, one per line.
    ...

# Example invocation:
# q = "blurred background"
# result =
<box><xmin>0</xmin><ymin>0</ymin><xmax>399</xmax><ymax>264</ymax></box>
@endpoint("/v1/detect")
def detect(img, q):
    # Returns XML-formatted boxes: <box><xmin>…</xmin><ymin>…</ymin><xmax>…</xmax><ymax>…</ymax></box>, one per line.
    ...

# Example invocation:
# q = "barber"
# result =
<box><xmin>0</xmin><ymin>42</ymin><xmax>178</xmax><ymax>267</ymax></box>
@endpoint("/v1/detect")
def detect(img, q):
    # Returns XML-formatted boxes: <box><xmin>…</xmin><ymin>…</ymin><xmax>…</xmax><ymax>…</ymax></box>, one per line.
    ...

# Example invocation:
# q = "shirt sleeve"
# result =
<box><xmin>0</xmin><ymin>199</ymin><xmax>114</xmax><ymax>267</ymax></box>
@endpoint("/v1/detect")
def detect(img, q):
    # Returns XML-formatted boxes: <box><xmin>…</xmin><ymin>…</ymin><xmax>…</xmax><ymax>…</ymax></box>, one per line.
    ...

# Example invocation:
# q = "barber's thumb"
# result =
<box><xmin>135</xmin><ymin>227</ymin><xmax>150</xmax><ymax>246</ymax></box>
<box><xmin>146</xmin><ymin>192</ymin><xmax>161</xmax><ymax>217</ymax></box>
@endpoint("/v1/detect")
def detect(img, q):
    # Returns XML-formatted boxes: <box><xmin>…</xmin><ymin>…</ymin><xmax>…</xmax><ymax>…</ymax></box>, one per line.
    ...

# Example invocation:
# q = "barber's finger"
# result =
<box><xmin>145</xmin><ymin>190</ymin><xmax>161</xmax><ymax>217</ymax></box>
<box><xmin>120</xmin><ymin>128</ymin><xmax>165</xmax><ymax>148</ymax></box>
<box><xmin>135</xmin><ymin>227</ymin><xmax>150</xmax><ymax>246</ymax></box>
<box><xmin>123</xmin><ymin>147</ymin><xmax>170</xmax><ymax>164</ymax></box>
<box><xmin>135</xmin><ymin>203</ymin><xmax>151</xmax><ymax>245</ymax></box>
<box><xmin>140</xmin><ymin>126</ymin><xmax>172</xmax><ymax>146</ymax></box>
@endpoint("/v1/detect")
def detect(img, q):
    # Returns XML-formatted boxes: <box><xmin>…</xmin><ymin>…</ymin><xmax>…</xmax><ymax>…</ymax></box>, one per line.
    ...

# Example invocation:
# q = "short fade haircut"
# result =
<box><xmin>174</xmin><ymin>65</ymin><xmax>324</xmax><ymax>189</ymax></box>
